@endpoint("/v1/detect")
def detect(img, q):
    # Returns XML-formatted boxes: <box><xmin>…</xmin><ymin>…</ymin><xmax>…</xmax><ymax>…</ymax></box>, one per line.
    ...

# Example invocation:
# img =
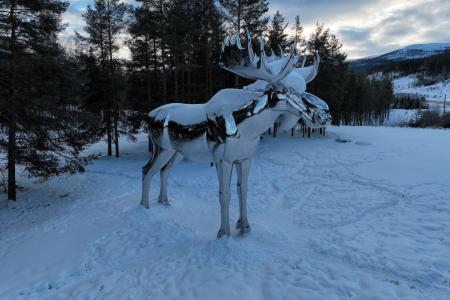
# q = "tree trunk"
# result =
<box><xmin>181</xmin><ymin>69</ymin><xmax>185</xmax><ymax>101</ymax></box>
<box><xmin>162</xmin><ymin>67</ymin><xmax>167</xmax><ymax>103</ymax></box>
<box><xmin>161</xmin><ymin>39</ymin><xmax>167</xmax><ymax>103</ymax></box>
<box><xmin>7</xmin><ymin>0</ymin><xmax>17</xmax><ymax>200</ymax></box>
<box><xmin>8</xmin><ymin>124</ymin><xmax>16</xmax><ymax>200</ymax></box>
<box><xmin>114</xmin><ymin>113</ymin><xmax>119</xmax><ymax>158</ymax></box>
<box><xmin>174</xmin><ymin>65</ymin><xmax>178</xmax><ymax>100</ymax></box>
<box><xmin>106</xmin><ymin>111</ymin><xmax>112</xmax><ymax>156</ymax></box>
<box><xmin>208</xmin><ymin>64</ymin><xmax>213</xmax><ymax>99</ymax></box>
<box><xmin>145</xmin><ymin>35</ymin><xmax>152</xmax><ymax>105</ymax></box>
<box><xmin>187</xmin><ymin>70</ymin><xmax>191</xmax><ymax>102</ymax></box>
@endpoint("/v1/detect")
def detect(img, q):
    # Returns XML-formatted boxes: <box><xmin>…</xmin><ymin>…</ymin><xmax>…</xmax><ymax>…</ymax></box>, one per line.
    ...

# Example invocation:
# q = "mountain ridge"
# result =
<box><xmin>350</xmin><ymin>42</ymin><xmax>450</xmax><ymax>69</ymax></box>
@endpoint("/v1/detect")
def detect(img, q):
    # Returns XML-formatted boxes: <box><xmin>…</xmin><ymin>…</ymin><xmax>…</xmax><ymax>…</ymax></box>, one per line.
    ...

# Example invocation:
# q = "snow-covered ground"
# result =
<box><xmin>1</xmin><ymin>127</ymin><xmax>449</xmax><ymax>300</ymax></box>
<box><xmin>392</xmin><ymin>75</ymin><xmax>450</xmax><ymax>108</ymax></box>
<box><xmin>385</xmin><ymin>74</ymin><xmax>450</xmax><ymax>125</ymax></box>
<box><xmin>383</xmin><ymin>109</ymin><xmax>418</xmax><ymax>126</ymax></box>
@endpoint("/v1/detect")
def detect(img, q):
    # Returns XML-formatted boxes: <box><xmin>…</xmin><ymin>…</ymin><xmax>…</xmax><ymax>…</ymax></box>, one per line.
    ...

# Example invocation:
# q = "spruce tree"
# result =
<box><xmin>266</xmin><ymin>10</ymin><xmax>288</xmax><ymax>55</ymax></box>
<box><xmin>291</xmin><ymin>15</ymin><xmax>306</xmax><ymax>50</ymax></box>
<box><xmin>129</xmin><ymin>1</ymin><xmax>162</xmax><ymax>109</ymax></box>
<box><xmin>190</xmin><ymin>0</ymin><xmax>225</xmax><ymax>99</ymax></box>
<box><xmin>0</xmin><ymin>0</ymin><xmax>97</xmax><ymax>200</ymax></box>
<box><xmin>219</xmin><ymin>0</ymin><xmax>268</xmax><ymax>87</ymax></box>
<box><xmin>77</xmin><ymin>0</ymin><xmax>127</xmax><ymax>157</ymax></box>
<box><xmin>218</xmin><ymin>0</ymin><xmax>269</xmax><ymax>34</ymax></box>
<box><xmin>307</xmin><ymin>23</ymin><xmax>348</xmax><ymax>125</ymax></box>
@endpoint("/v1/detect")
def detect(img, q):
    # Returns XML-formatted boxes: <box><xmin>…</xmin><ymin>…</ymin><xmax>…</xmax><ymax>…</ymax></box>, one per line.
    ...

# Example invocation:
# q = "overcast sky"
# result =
<box><xmin>63</xmin><ymin>0</ymin><xmax>450</xmax><ymax>59</ymax></box>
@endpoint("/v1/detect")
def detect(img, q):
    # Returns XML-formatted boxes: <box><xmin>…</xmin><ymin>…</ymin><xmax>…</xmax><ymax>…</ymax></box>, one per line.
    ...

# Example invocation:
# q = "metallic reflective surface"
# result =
<box><xmin>141</xmin><ymin>30</ymin><xmax>331</xmax><ymax>238</ymax></box>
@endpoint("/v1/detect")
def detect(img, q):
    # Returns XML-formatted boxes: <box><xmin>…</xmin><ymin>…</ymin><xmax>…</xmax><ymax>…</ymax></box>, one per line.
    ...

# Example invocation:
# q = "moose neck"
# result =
<box><xmin>237</xmin><ymin>107</ymin><xmax>286</xmax><ymax>140</ymax></box>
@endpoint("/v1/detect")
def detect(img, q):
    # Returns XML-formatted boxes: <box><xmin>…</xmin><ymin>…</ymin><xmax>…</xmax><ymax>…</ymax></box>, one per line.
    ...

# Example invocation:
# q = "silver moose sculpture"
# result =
<box><xmin>141</xmin><ymin>30</ymin><xmax>330</xmax><ymax>238</ymax></box>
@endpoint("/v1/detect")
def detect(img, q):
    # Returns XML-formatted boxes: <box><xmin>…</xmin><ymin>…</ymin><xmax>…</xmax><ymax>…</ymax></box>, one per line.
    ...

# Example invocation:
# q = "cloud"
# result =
<box><xmin>61</xmin><ymin>0</ymin><xmax>450</xmax><ymax>59</ymax></box>
<box><xmin>270</xmin><ymin>0</ymin><xmax>450</xmax><ymax>58</ymax></box>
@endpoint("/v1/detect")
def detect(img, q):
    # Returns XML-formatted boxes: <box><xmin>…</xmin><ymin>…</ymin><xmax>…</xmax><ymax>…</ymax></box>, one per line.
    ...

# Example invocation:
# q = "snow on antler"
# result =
<box><xmin>220</xmin><ymin>28</ymin><xmax>301</xmax><ymax>83</ymax></box>
<box><xmin>221</xmin><ymin>28</ymin><xmax>320</xmax><ymax>86</ymax></box>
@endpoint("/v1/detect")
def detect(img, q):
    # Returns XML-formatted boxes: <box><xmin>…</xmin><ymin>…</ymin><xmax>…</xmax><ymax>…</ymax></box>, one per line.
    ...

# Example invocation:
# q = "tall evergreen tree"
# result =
<box><xmin>307</xmin><ymin>23</ymin><xmax>348</xmax><ymax>124</ymax></box>
<box><xmin>266</xmin><ymin>10</ymin><xmax>288</xmax><ymax>55</ymax></box>
<box><xmin>218</xmin><ymin>0</ymin><xmax>269</xmax><ymax>34</ymax></box>
<box><xmin>0</xmin><ymin>0</ymin><xmax>97</xmax><ymax>200</ymax></box>
<box><xmin>128</xmin><ymin>0</ymin><xmax>157</xmax><ymax>109</ymax></box>
<box><xmin>190</xmin><ymin>0</ymin><xmax>225</xmax><ymax>99</ymax></box>
<box><xmin>77</xmin><ymin>0</ymin><xmax>127</xmax><ymax>157</ymax></box>
<box><xmin>128</xmin><ymin>0</ymin><xmax>225</xmax><ymax>108</ymax></box>
<box><xmin>219</xmin><ymin>0</ymin><xmax>268</xmax><ymax>87</ymax></box>
<box><xmin>290</xmin><ymin>15</ymin><xmax>306</xmax><ymax>50</ymax></box>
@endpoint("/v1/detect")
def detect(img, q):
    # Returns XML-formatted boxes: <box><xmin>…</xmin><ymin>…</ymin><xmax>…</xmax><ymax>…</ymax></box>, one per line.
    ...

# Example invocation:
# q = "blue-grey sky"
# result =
<box><xmin>62</xmin><ymin>0</ymin><xmax>450</xmax><ymax>59</ymax></box>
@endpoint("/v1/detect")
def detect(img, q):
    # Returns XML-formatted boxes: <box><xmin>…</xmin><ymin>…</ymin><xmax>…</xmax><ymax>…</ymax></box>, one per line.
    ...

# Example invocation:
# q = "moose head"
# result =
<box><xmin>220</xmin><ymin>28</ymin><xmax>331</xmax><ymax>128</ymax></box>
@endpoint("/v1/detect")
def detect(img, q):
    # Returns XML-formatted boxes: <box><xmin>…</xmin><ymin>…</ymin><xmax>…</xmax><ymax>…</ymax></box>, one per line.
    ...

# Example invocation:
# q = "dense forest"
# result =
<box><xmin>367</xmin><ymin>50</ymin><xmax>450</xmax><ymax>85</ymax></box>
<box><xmin>0</xmin><ymin>0</ymin><xmax>394</xmax><ymax>200</ymax></box>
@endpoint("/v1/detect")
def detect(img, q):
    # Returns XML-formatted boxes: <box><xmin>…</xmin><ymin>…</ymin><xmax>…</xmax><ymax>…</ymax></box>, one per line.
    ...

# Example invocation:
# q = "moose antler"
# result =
<box><xmin>220</xmin><ymin>28</ymin><xmax>302</xmax><ymax>83</ymax></box>
<box><xmin>293</xmin><ymin>53</ymin><xmax>320</xmax><ymax>84</ymax></box>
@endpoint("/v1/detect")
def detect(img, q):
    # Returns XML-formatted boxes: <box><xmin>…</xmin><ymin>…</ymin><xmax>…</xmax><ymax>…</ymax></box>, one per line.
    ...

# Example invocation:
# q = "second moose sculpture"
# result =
<box><xmin>141</xmin><ymin>30</ymin><xmax>331</xmax><ymax>238</ymax></box>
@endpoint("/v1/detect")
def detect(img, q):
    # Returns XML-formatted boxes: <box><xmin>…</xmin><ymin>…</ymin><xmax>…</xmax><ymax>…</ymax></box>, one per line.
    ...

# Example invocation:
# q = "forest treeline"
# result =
<box><xmin>367</xmin><ymin>50</ymin><xmax>450</xmax><ymax>85</ymax></box>
<box><xmin>0</xmin><ymin>0</ymin><xmax>393</xmax><ymax>200</ymax></box>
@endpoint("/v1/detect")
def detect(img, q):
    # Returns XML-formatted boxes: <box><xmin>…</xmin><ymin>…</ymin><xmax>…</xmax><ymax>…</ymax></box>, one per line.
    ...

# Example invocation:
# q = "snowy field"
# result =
<box><xmin>385</xmin><ymin>75</ymin><xmax>450</xmax><ymax>125</ymax></box>
<box><xmin>1</xmin><ymin>126</ymin><xmax>449</xmax><ymax>300</ymax></box>
<box><xmin>384</xmin><ymin>109</ymin><xmax>418</xmax><ymax>126</ymax></box>
<box><xmin>392</xmin><ymin>75</ymin><xmax>450</xmax><ymax>110</ymax></box>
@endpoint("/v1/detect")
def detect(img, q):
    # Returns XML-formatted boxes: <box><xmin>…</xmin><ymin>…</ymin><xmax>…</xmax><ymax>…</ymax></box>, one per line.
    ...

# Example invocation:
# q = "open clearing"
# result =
<box><xmin>1</xmin><ymin>126</ymin><xmax>449</xmax><ymax>300</ymax></box>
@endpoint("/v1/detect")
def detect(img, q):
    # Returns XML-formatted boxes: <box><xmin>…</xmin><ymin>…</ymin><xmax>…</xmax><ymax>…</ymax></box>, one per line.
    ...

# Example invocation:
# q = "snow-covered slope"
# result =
<box><xmin>393</xmin><ymin>76</ymin><xmax>450</xmax><ymax>102</ymax></box>
<box><xmin>350</xmin><ymin>43</ymin><xmax>450</xmax><ymax>69</ymax></box>
<box><xmin>382</xmin><ymin>43</ymin><xmax>450</xmax><ymax>61</ymax></box>
<box><xmin>1</xmin><ymin>129</ymin><xmax>450</xmax><ymax>300</ymax></box>
<box><xmin>373</xmin><ymin>73</ymin><xmax>450</xmax><ymax>126</ymax></box>
<box><xmin>392</xmin><ymin>74</ymin><xmax>450</xmax><ymax>111</ymax></box>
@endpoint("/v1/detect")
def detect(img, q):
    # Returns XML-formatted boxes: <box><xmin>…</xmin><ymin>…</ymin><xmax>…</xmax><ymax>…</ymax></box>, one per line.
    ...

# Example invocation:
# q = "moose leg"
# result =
<box><xmin>215</xmin><ymin>160</ymin><xmax>233</xmax><ymax>238</ymax></box>
<box><xmin>236</xmin><ymin>159</ymin><xmax>251</xmax><ymax>234</ymax></box>
<box><xmin>141</xmin><ymin>148</ymin><xmax>175</xmax><ymax>209</ymax></box>
<box><xmin>158</xmin><ymin>152</ymin><xmax>183</xmax><ymax>205</ymax></box>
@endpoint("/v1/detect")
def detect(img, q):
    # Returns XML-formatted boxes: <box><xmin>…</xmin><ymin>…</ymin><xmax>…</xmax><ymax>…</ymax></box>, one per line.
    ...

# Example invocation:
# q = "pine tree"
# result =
<box><xmin>0</xmin><ymin>0</ymin><xmax>97</xmax><ymax>200</ymax></box>
<box><xmin>266</xmin><ymin>10</ymin><xmax>288</xmax><ymax>55</ymax></box>
<box><xmin>77</xmin><ymin>0</ymin><xmax>127</xmax><ymax>157</ymax></box>
<box><xmin>128</xmin><ymin>0</ymin><xmax>171</xmax><ymax>110</ymax></box>
<box><xmin>128</xmin><ymin>0</ymin><xmax>225</xmax><ymax>108</ymax></box>
<box><xmin>307</xmin><ymin>23</ymin><xmax>348</xmax><ymax>125</ymax></box>
<box><xmin>219</xmin><ymin>0</ymin><xmax>268</xmax><ymax>87</ymax></box>
<box><xmin>167</xmin><ymin>0</ymin><xmax>195</xmax><ymax>100</ymax></box>
<box><xmin>291</xmin><ymin>15</ymin><xmax>306</xmax><ymax>50</ymax></box>
<box><xmin>190</xmin><ymin>0</ymin><xmax>225</xmax><ymax>100</ymax></box>
<box><xmin>218</xmin><ymin>0</ymin><xmax>269</xmax><ymax>34</ymax></box>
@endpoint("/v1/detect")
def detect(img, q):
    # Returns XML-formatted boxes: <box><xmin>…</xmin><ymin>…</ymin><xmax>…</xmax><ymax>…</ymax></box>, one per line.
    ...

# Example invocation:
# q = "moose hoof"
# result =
<box><xmin>236</xmin><ymin>219</ymin><xmax>250</xmax><ymax>234</ymax></box>
<box><xmin>240</xmin><ymin>225</ymin><xmax>251</xmax><ymax>235</ymax></box>
<box><xmin>157</xmin><ymin>200</ymin><xmax>170</xmax><ymax>206</ymax></box>
<box><xmin>217</xmin><ymin>229</ymin><xmax>230</xmax><ymax>239</ymax></box>
<box><xmin>239</xmin><ymin>225</ymin><xmax>251</xmax><ymax>235</ymax></box>
<box><xmin>236</xmin><ymin>219</ymin><xmax>242</xmax><ymax>229</ymax></box>
<box><xmin>141</xmin><ymin>200</ymin><xmax>150</xmax><ymax>209</ymax></box>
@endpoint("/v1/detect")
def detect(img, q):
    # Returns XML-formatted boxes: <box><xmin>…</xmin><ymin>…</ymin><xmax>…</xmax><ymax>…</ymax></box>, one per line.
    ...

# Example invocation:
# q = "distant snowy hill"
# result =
<box><xmin>350</xmin><ymin>43</ymin><xmax>450</xmax><ymax>69</ymax></box>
